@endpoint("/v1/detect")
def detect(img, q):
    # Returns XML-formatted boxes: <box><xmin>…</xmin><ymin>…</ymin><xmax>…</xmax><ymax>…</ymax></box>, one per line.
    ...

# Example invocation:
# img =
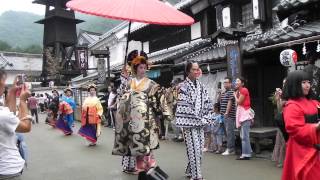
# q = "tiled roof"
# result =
<box><xmin>0</xmin><ymin>52</ymin><xmax>42</xmax><ymax>72</ymax></box>
<box><xmin>148</xmin><ymin>38</ymin><xmax>211</xmax><ymax>64</ymax></box>
<box><xmin>273</xmin><ymin>0</ymin><xmax>317</xmax><ymax>11</ymax></box>
<box><xmin>78</xmin><ymin>29</ymin><xmax>102</xmax><ymax>44</ymax></box>
<box><xmin>242</xmin><ymin>20</ymin><xmax>320</xmax><ymax>52</ymax></box>
<box><xmin>184</xmin><ymin>45</ymin><xmax>226</xmax><ymax>63</ymax></box>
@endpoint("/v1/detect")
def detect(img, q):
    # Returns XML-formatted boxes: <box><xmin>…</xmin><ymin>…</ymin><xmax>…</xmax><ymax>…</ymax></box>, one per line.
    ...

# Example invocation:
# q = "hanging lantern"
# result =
<box><xmin>302</xmin><ymin>42</ymin><xmax>307</xmax><ymax>55</ymax></box>
<box><xmin>280</xmin><ymin>49</ymin><xmax>298</xmax><ymax>67</ymax></box>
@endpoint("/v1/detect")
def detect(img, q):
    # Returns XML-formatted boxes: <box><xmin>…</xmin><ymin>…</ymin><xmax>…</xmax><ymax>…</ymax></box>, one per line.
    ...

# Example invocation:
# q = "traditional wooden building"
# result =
<box><xmin>129</xmin><ymin>0</ymin><xmax>320</xmax><ymax>128</ymax></box>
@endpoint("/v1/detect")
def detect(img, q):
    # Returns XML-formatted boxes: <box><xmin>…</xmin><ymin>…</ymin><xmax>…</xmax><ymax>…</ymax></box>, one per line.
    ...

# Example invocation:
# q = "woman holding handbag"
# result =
<box><xmin>234</xmin><ymin>77</ymin><xmax>254</xmax><ymax>160</ymax></box>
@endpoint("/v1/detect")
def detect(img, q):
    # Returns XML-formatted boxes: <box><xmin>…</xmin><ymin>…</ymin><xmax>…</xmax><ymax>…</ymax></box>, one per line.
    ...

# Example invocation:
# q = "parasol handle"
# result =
<box><xmin>124</xmin><ymin>21</ymin><xmax>132</xmax><ymax>66</ymax></box>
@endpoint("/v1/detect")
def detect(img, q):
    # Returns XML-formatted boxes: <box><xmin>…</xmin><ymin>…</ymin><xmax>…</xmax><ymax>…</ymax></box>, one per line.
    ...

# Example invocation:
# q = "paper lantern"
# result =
<box><xmin>280</xmin><ymin>49</ymin><xmax>298</xmax><ymax>67</ymax></box>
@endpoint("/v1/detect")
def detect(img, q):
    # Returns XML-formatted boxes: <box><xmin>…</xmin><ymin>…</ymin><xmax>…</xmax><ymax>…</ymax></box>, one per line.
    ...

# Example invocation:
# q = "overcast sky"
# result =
<box><xmin>0</xmin><ymin>0</ymin><xmax>45</xmax><ymax>15</ymax></box>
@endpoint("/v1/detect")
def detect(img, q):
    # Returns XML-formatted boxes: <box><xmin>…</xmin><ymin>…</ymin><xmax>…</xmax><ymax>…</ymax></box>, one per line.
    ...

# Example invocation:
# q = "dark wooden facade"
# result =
<box><xmin>129</xmin><ymin>0</ymin><xmax>320</xmax><ymax>127</ymax></box>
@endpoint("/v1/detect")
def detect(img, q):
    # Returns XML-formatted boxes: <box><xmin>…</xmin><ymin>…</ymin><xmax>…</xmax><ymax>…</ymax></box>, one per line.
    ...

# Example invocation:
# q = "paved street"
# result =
<box><xmin>21</xmin><ymin>115</ymin><xmax>282</xmax><ymax>180</ymax></box>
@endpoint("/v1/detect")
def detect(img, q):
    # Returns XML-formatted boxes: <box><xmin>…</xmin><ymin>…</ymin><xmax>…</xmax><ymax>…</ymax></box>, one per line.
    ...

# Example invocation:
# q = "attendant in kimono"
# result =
<box><xmin>175</xmin><ymin>62</ymin><xmax>212</xmax><ymax>180</ymax></box>
<box><xmin>61</xmin><ymin>88</ymin><xmax>76</xmax><ymax>126</ymax></box>
<box><xmin>112</xmin><ymin>50</ymin><xmax>163</xmax><ymax>174</ymax></box>
<box><xmin>282</xmin><ymin>70</ymin><xmax>320</xmax><ymax>180</ymax></box>
<box><xmin>78</xmin><ymin>84</ymin><xmax>103</xmax><ymax>146</ymax></box>
<box><xmin>46</xmin><ymin>89</ymin><xmax>59</xmax><ymax>127</ymax></box>
<box><xmin>56</xmin><ymin>88</ymin><xmax>76</xmax><ymax>135</ymax></box>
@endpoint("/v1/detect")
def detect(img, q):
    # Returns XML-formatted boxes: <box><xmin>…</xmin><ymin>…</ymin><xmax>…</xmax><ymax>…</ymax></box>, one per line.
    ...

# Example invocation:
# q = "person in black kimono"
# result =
<box><xmin>175</xmin><ymin>62</ymin><xmax>212</xmax><ymax>180</ymax></box>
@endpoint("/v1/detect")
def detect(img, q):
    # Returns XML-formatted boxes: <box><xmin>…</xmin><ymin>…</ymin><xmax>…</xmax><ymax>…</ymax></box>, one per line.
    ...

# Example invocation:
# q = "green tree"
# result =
<box><xmin>0</xmin><ymin>40</ymin><xmax>12</xmax><ymax>51</ymax></box>
<box><xmin>22</xmin><ymin>44</ymin><xmax>42</xmax><ymax>54</ymax></box>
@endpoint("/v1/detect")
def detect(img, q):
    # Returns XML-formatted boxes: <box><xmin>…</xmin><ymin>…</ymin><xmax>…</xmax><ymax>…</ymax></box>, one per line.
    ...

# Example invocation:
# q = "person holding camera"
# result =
<box><xmin>0</xmin><ymin>70</ymin><xmax>32</xmax><ymax>180</ymax></box>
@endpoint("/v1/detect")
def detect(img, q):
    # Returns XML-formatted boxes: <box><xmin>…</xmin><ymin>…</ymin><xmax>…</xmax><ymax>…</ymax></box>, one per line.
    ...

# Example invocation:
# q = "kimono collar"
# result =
<box><xmin>186</xmin><ymin>77</ymin><xmax>200</xmax><ymax>91</ymax></box>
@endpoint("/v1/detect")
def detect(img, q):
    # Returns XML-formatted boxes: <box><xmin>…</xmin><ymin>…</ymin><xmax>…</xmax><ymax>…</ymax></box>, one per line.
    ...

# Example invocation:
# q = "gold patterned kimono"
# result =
<box><xmin>112</xmin><ymin>76</ymin><xmax>161</xmax><ymax>156</ymax></box>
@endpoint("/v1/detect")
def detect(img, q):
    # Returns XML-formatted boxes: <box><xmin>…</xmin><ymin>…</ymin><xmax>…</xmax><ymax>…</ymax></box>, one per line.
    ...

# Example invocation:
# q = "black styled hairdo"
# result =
<box><xmin>132</xmin><ymin>57</ymin><xmax>148</xmax><ymax>75</ymax></box>
<box><xmin>282</xmin><ymin>70</ymin><xmax>313</xmax><ymax>100</ymax></box>
<box><xmin>127</xmin><ymin>50</ymin><xmax>148</xmax><ymax>66</ymax></box>
<box><xmin>185</xmin><ymin>61</ymin><xmax>198</xmax><ymax>75</ymax></box>
<box><xmin>237</xmin><ymin>76</ymin><xmax>247</xmax><ymax>86</ymax></box>
<box><xmin>225</xmin><ymin>76</ymin><xmax>232</xmax><ymax>83</ymax></box>
<box><xmin>214</xmin><ymin>102</ymin><xmax>220</xmax><ymax>111</ymax></box>
<box><xmin>127</xmin><ymin>50</ymin><xmax>148</xmax><ymax>75</ymax></box>
<box><xmin>87</xmin><ymin>86</ymin><xmax>96</xmax><ymax>92</ymax></box>
<box><xmin>52</xmin><ymin>89</ymin><xmax>59</xmax><ymax>96</ymax></box>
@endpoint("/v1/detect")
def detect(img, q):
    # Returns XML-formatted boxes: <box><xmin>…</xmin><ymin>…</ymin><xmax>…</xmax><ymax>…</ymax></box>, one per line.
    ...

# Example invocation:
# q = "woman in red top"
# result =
<box><xmin>234</xmin><ymin>77</ymin><xmax>253</xmax><ymax>160</ymax></box>
<box><xmin>282</xmin><ymin>70</ymin><xmax>320</xmax><ymax>180</ymax></box>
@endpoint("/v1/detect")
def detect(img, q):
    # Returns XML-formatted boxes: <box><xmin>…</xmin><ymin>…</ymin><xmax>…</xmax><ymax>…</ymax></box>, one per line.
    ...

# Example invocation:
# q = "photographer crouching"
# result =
<box><xmin>0</xmin><ymin>69</ymin><xmax>31</xmax><ymax>180</ymax></box>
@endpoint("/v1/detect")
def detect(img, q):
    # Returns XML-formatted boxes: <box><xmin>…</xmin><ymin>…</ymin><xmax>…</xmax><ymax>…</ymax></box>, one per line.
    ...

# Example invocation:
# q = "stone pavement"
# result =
<box><xmin>21</xmin><ymin>114</ymin><xmax>282</xmax><ymax>180</ymax></box>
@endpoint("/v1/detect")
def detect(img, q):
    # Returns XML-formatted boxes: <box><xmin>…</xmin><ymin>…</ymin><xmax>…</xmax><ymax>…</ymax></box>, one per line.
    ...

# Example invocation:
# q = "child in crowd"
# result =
<box><xmin>203</xmin><ymin>120</ymin><xmax>213</xmax><ymax>152</ymax></box>
<box><xmin>211</xmin><ymin>103</ymin><xmax>225</xmax><ymax>154</ymax></box>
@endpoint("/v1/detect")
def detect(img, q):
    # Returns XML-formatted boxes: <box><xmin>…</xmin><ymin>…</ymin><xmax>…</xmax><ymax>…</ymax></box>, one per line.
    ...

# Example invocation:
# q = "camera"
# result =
<box><xmin>16</xmin><ymin>74</ymin><xmax>29</xmax><ymax>97</ymax></box>
<box><xmin>16</xmin><ymin>74</ymin><xmax>26</xmax><ymax>86</ymax></box>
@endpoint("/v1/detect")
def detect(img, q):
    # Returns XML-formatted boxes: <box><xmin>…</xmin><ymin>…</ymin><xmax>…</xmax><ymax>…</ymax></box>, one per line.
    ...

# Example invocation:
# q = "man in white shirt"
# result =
<box><xmin>0</xmin><ymin>70</ymin><xmax>31</xmax><ymax>180</ymax></box>
<box><xmin>107</xmin><ymin>86</ymin><xmax>117</xmax><ymax>128</ymax></box>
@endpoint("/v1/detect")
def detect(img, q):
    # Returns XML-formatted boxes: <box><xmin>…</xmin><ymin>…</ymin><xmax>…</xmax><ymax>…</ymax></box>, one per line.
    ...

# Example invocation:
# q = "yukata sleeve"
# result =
<box><xmin>175</xmin><ymin>85</ymin><xmax>197</xmax><ymax>120</ymax></box>
<box><xmin>284</xmin><ymin>103</ymin><xmax>319</xmax><ymax>146</ymax></box>
<box><xmin>117</xmin><ymin>75</ymin><xmax>130</xmax><ymax>97</ymax></box>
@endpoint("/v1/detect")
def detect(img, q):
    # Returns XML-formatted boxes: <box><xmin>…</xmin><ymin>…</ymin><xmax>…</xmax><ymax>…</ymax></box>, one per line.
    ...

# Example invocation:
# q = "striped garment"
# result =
<box><xmin>220</xmin><ymin>89</ymin><xmax>236</xmax><ymax>119</ymax></box>
<box><xmin>175</xmin><ymin>78</ymin><xmax>213</xmax><ymax>127</ymax></box>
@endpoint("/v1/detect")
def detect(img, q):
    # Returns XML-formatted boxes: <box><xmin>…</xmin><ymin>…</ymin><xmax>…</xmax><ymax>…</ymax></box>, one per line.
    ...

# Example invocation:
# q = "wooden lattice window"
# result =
<box><xmin>242</xmin><ymin>3</ymin><xmax>254</xmax><ymax>30</ymax></box>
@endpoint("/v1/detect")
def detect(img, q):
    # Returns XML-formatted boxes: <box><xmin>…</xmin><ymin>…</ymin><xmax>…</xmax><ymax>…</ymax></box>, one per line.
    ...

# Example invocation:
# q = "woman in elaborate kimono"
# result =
<box><xmin>78</xmin><ymin>84</ymin><xmax>103</xmax><ymax>146</ymax></box>
<box><xmin>56</xmin><ymin>88</ymin><xmax>76</xmax><ymax>135</ymax></box>
<box><xmin>112</xmin><ymin>50</ymin><xmax>163</xmax><ymax>174</ymax></box>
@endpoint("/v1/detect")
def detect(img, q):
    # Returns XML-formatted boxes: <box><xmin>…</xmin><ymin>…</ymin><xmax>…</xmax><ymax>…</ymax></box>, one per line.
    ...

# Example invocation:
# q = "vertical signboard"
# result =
<box><xmin>76</xmin><ymin>47</ymin><xmax>88</xmax><ymax>71</ymax></box>
<box><xmin>226</xmin><ymin>44</ymin><xmax>242</xmax><ymax>85</ymax></box>
<box><xmin>97</xmin><ymin>58</ymin><xmax>106</xmax><ymax>84</ymax></box>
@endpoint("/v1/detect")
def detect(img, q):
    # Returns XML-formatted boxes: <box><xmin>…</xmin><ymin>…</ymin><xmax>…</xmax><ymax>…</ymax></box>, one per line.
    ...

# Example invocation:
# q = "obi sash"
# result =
<box><xmin>59</xmin><ymin>101</ymin><xmax>73</xmax><ymax>115</ymax></box>
<box><xmin>81</xmin><ymin>107</ymin><xmax>101</xmax><ymax>126</ymax></box>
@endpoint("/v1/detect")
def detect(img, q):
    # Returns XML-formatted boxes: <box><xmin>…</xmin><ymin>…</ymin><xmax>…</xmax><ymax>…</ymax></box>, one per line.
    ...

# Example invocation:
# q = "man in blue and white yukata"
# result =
<box><xmin>175</xmin><ymin>62</ymin><xmax>212</xmax><ymax>180</ymax></box>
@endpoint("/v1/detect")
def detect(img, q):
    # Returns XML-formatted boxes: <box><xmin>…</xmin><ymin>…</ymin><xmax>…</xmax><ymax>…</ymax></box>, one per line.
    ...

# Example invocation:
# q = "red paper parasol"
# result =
<box><xmin>66</xmin><ymin>0</ymin><xmax>194</xmax><ymax>63</ymax></box>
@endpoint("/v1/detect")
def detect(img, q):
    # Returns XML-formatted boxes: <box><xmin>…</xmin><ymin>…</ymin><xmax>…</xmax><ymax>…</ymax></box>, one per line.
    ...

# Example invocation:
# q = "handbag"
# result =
<box><xmin>138</xmin><ymin>166</ymin><xmax>169</xmax><ymax>180</ymax></box>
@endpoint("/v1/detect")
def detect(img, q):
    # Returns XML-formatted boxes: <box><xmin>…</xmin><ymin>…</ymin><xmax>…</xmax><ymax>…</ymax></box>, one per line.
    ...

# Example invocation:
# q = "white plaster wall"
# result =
<box><xmin>191</xmin><ymin>22</ymin><xmax>201</xmax><ymax>40</ymax></box>
<box><xmin>199</xmin><ymin>71</ymin><xmax>227</xmax><ymax>103</ymax></box>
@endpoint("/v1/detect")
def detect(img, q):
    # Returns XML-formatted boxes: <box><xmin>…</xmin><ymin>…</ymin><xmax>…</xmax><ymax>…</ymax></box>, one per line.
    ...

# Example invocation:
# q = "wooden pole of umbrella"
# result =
<box><xmin>124</xmin><ymin>21</ymin><xmax>132</xmax><ymax>65</ymax></box>
<box><xmin>122</xmin><ymin>21</ymin><xmax>132</xmax><ymax>76</ymax></box>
